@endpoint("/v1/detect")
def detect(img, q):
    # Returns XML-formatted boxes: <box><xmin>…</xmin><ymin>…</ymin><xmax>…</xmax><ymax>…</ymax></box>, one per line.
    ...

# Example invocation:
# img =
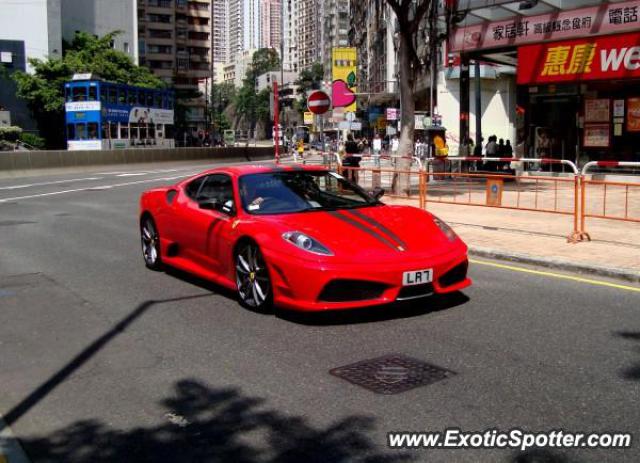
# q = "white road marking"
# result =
<box><xmin>116</xmin><ymin>173</ymin><xmax>148</xmax><ymax>177</ymax></box>
<box><xmin>0</xmin><ymin>173</ymin><xmax>201</xmax><ymax>203</ymax></box>
<box><xmin>0</xmin><ymin>177</ymin><xmax>102</xmax><ymax>190</ymax></box>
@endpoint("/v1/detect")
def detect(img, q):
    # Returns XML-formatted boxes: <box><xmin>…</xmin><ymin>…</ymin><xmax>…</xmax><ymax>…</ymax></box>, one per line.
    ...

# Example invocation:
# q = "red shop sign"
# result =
<box><xmin>517</xmin><ymin>32</ymin><xmax>640</xmax><ymax>85</ymax></box>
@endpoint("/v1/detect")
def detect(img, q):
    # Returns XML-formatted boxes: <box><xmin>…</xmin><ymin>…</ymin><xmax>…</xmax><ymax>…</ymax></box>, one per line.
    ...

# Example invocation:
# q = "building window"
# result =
<box><xmin>123</xmin><ymin>42</ymin><xmax>130</xmax><ymax>53</ymax></box>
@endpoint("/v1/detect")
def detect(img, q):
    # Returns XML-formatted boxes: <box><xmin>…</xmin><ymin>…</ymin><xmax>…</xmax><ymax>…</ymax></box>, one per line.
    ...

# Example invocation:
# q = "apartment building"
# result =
<box><xmin>282</xmin><ymin>0</ymin><xmax>298</xmax><ymax>72</ymax></box>
<box><xmin>259</xmin><ymin>0</ymin><xmax>281</xmax><ymax>50</ymax></box>
<box><xmin>296</xmin><ymin>0</ymin><xmax>320</xmax><ymax>71</ymax></box>
<box><xmin>137</xmin><ymin>0</ymin><xmax>212</xmax><ymax>130</ymax></box>
<box><xmin>320</xmin><ymin>0</ymin><xmax>349</xmax><ymax>80</ymax></box>
<box><xmin>228</xmin><ymin>0</ymin><xmax>260</xmax><ymax>61</ymax></box>
<box><xmin>211</xmin><ymin>0</ymin><xmax>228</xmax><ymax>71</ymax></box>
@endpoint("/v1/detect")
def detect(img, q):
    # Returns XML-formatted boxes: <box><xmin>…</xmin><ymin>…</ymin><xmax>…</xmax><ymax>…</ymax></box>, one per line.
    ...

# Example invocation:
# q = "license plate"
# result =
<box><xmin>402</xmin><ymin>269</ymin><xmax>433</xmax><ymax>286</ymax></box>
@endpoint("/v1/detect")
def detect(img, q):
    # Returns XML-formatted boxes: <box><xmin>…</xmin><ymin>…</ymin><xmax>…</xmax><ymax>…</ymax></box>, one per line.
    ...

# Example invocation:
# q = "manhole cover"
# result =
<box><xmin>330</xmin><ymin>354</ymin><xmax>455</xmax><ymax>395</ymax></box>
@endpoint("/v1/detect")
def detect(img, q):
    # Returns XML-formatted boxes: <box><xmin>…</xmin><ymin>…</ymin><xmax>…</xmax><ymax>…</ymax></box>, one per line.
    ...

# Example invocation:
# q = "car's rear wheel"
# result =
<box><xmin>141</xmin><ymin>215</ymin><xmax>162</xmax><ymax>270</ymax></box>
<box><xmin>235</xmin><ymin>241</ymin><xmax>273</xmax><ymax>311</ymax></box>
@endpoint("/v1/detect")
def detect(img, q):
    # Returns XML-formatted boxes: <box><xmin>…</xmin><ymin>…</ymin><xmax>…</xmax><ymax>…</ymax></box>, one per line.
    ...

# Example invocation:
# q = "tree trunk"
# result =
<box><xmin>394</xmin><ymin>32</ymin><xmax>416</xmax><ymax>196</ymax></box>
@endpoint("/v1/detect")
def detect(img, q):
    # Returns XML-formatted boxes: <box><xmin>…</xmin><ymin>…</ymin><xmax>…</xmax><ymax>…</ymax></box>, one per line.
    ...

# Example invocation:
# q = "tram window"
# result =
<box><xmin>146</xmin><ymin>92</ymin><xmax>154</xmax><ymax>106</ymax></box>
<box><xmin>100</xmin><ymin>87</ymin><xmax>107</xmax><ymax>105</ymax></box>
<box><xmin>138</xmin><ymin>91</ymin><xmax>145</xmax><ymax>105</ymax></box>
<box><xmin>88</xmin><ymin>86</ymin><xmax>97</xmax><ymax>101</ymax></box>
<box><xmin>65</xmin><ymin>87</ymin><xmax>72</xmax><ymax>102</ymax></box>
<box><xmin>140</xmin><ymin>124</ymin><xmax>148</xmax><ymax>139</ymax></box>
<box><xmin>72</xmin><ymin>87</ymin><xmax>87</xmax><ymax>102</ymax></box>
<box><xmin>148</xmin><ymin>123</ymin><xmax>156</xmax><ymax>139</ymax></box>
<box><xmin>75</xmin><ymin>123</ymin><xmax>87</xmax><ymax>140</ymax></box>
<box><xmin>67</xmin><ymin>124</ymin><xmax>75</xmax><ymax>140</ymax></box>
<box><xmin>155</xmin><ymin>93</ymin><xmax>162</xmax><ymax>108</ymax></box>
<box><xmin>118</xmin><ymin>89</ymin><xmax>127</xmax><ymax>105</ymax></box>
<box><xmin>165</xmin><ymin>124</ymin><xmax>175</xmax><ymax>139</ymax></box>
<box><xmin>128</xmin><ymin>89</ymin><xmax>137</xmax><ymax>105</ymax></box>
<box><xmin>130</xmin><ymin>123</ymin><xmax>139</xmax><ymax>139</ymax></box>
<box><xmin>102</xmin><ymin>123</ymin><xmax>109</xmax><ymax>139</ymax></box>
<box><xmin>156</xmin><ymin>124</ymin><xmax>164</xmax><ymax>138</ymax></box>
<box><xmin>87</xmin><ymin>123</ymin><xmax>98</xmax><ymax>140</ymax></box>
<box><xmin>121</xmin><ymin>124</ymin><xmax>130</xmax><ymax>139</ymax></box>
<box><xmin>110</xmin><ymin>122</ymin><xmax>118</xmax><ymax>139</ymax></box>
<box><xmin>109</xmin><ymin>87</ymin><xmax>117</xmax><ymax>104</ymax></box>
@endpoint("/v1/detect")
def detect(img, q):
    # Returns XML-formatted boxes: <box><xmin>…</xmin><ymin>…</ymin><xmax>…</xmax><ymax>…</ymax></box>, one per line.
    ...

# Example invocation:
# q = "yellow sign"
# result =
<box><xmin>541</xmin><ymin>44</ymin><xmax>596</xmax><ymax>77</ymax></box>
<box><xmin>303</xmin><ymin>111</ymin><xmax>314</xmax><ymax>125</ymax></box>
<box><xmin>331</xmin><ymin>48</ymin><xmax>357</xmax><ymax>113</ymax></box>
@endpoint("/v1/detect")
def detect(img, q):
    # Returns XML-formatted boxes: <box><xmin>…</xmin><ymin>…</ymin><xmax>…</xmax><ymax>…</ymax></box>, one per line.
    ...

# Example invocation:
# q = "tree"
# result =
<box><xmin>294</xmin><ymin>63</ymin><xmax>324</xmax><ymax>116</ymax></box>
<box><xmin>234</xmin><ymin>48</ymin><xmax>280</xmax><ymax>137</ymax></box>
<box><xmin>384</xmin><ymin>0</ymin><xmax>434</xmax><ymax>194</ymax></box>
<box><xmin>13</xmin><ymin>31</ymin><xmax>165</xmax><ymax>148</ymax></box>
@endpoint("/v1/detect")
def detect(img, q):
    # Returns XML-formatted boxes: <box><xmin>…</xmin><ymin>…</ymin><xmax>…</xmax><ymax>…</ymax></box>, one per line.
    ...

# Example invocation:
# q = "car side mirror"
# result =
<box><xmin>369</xmin><ymin>187</ymin><xmax>385</xmax><ymax>200</ymax></box>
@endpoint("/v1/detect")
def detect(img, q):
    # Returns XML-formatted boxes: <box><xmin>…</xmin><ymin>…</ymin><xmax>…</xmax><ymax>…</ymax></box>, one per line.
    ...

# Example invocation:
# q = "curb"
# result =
<box><xmin>469</xmin><ymin>246</ymin><xmax>640</xmax><ymax>284</ymax></box>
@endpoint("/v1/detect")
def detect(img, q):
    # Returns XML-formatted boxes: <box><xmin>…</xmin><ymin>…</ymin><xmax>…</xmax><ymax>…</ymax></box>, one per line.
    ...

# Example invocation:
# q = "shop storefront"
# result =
<box><xmin>449</xmin><ymin>0</ymin><xmax>640</xmax><ymax>165</ymax></box>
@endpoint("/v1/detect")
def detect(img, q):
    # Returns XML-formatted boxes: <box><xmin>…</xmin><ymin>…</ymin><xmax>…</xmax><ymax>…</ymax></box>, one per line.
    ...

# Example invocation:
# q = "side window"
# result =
<box><xmin>197</xmin><ymin>174</ymin><xmax>235</xmax><ymax>214</ymax></box>
<box><xmin>185</xmin><ymin>175</ymin><xmax>207</xmax><ymax>200</ymax></box>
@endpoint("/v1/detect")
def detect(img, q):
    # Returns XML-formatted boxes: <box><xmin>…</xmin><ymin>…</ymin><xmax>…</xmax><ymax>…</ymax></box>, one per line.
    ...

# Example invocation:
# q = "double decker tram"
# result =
<box><xmin>64</xmin><ymin>76</ymin><xmax>175</xmax><ymax>151</ymax></box>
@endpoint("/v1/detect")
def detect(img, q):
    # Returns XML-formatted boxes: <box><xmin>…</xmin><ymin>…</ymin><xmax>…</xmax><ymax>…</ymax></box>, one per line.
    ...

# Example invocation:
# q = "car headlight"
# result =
<box><xmin>432</xmin><ymin>215</ymin><xmax>458</xmax><ymax>242</ymax></box>
<box><xmin>282</xmin><ymin>231</ymin><xmax>333</xmax><ymax>256</ymax></box>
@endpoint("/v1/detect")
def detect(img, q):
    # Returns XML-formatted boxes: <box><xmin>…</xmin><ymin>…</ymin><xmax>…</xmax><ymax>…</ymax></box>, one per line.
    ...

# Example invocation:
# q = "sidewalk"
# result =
<box><xmin>386</xmin><ymin>198</ymin><xmax>640</xmax><ymax>282</ymax></box>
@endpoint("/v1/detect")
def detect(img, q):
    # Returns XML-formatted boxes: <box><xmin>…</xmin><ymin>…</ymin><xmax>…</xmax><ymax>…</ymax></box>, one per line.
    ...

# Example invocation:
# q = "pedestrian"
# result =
<box><xmin>343</xmin><ymin>134</ymin><xmax>361</xmax><ymax>183</ymax></box>
<box><xmin>485</xmin><ymin>135</ymin><xmax>497</xmax><ymax>171</ymax></box>
<box><xmin>497</xmin><ymin>138</ymin><xmax>505</xmax><ymax>157</ymax></box>
<box><xmin>391</xmin><ymin>135</ymin><xmax>399</xmax><ymax>155</ymax></box>
<box><xmin>372</xmin><ymin>133</ymin><xmax>382</xmax><ymax>167</ymax></box>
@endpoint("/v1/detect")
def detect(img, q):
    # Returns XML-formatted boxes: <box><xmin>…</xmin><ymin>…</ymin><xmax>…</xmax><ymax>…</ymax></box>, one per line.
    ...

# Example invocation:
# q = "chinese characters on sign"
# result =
<box><xmin>451</xmin><ymin>1</ymin><xmax>640</xmax><ymax>53</ymax></box>
<box><xmin>518</xmin><ymin>32</ymin><xmax>640</xmax><ymax>84</ymax></box>
<box><xmin>584</xmin><ymin>99</ymin><xmax>610</xmax><ymax>123</ymax></box>
<box><xmin>583</xmin><ymin>124</ymin><xmax>611</xmax><ymax>148</ymax></box>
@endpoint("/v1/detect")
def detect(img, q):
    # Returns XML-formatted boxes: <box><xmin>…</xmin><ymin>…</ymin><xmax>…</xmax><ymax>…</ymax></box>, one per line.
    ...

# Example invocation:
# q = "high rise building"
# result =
<box><xmin>228</xmin><ymin>0</ymin><xmax>260</xmax><ymax>60</ymax></box>
<box><xmin>296</xmin><ymin>0</ymin><xmax>320</xmax><ymax>71</ymax></box>
<box><xmin>212</xmin><ymin>0</ymin><xmax>228</xmax><ymax>72</ymax></box>
<box><xmin>137</xmin><ymin>0</ymin><xmax>213</xmax><ymax>131</ymax></box>
<box><xmin>0</xmin><ymin>0</ymin><xmax>63</xmax><ymax>131</ymax></box>
<box><xmin>259</xmin><ymin>0</ymin><xmax>281</xmax><ymax>50</ymax></box>
<box><xmin>282</xmin><ymin>0</ymin><xmax>298</xmax><ymax>72</ymax></box>
<box><xmin>320</xmin><ymin>0</ymin><xmax>349</xmax><ymax>80</ymax></box>
<box><xmin>61</xmin><ymin>0</ymin><xmax>138</xmax><ymax>64</ymax></box>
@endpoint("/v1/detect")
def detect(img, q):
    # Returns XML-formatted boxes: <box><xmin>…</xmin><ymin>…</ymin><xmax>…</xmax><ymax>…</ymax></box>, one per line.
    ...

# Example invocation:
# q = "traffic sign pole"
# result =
<box><xmin>274</xmin><ymin>80</ymin><xmax>280</xmax><ymax>163</ymax></box>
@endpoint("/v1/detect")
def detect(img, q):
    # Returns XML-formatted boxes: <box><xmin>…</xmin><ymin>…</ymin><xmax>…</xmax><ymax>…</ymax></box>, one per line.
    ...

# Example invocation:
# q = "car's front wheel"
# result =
<box><xmin>141</xmin><ymin>215</ymin><xmax>162</xmax><ymax>270</ymax></box>
<box><xmin>235</xmin><ymin>241</ymin><xmax>273</xmax><ymax>312</ymax></box>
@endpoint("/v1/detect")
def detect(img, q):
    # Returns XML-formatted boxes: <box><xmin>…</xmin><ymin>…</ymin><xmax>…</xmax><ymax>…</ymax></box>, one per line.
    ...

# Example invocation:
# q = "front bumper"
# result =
<box><xmin>262</xmin><ymin>245</ymin><xmax>472</xmax><ymax>311</ymax></box>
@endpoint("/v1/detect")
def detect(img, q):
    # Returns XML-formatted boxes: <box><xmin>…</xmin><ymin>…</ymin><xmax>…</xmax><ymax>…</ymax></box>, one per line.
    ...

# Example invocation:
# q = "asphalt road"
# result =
<box><xmin>1</xmin><ymin>160</ymin><xmax>639</xmax><ymax>463</ymax></box>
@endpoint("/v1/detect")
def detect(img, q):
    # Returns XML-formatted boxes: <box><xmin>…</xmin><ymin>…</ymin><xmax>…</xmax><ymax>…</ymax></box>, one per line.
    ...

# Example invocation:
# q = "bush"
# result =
<box><xmin>19</xmin><ymin>132</ymin><xmax>46</xmax><ymax>149</ymax></box>
<box><xmin>0</xmin><ymin>126</ymin><xmax>23</xmax><ymax>142</ymax></box>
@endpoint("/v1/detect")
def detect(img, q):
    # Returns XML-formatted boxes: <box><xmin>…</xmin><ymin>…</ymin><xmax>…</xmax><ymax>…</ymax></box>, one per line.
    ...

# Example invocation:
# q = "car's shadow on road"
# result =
<box><xmin>278</xmin><ymin>292</ymin><xmax>471</xmax><ymax>326</ymax></box>
<box><xmin>162</xmin><ymin>266</ymin><xmax>471</xmax><ymax>324</ymax></box>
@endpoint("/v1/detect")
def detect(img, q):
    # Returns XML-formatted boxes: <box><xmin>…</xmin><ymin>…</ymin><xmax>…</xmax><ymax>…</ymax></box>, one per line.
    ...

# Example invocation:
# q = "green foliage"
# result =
<box><xmin>294</xmin><ymin>63</ymin><xmax>324</xmax><ymax>116</ymax></box>
<box><xmin>19</xmin><ymin>132</ymin><xmax>46</xmax><ymax>149</ymax></box>
<box><xmin>12</xmin><ymin>31</ymin><xmax>165</xmax><ymax>148</ymax></box>
<box><xmin>0</xmin><ymin>126</ymin><xmax>23</xmax><ymax>142</ymax></box>
<box><xmin>212</xmin><ymin>112</ymin><xmax>231</xmax><ymax>132</ymax></box>
<box><xmin>234</xmin><ymin>48</ymin><xmax>280</xmax><ymax>131</ymax></box>
<box><xmin>211</xmin><ymin>83</ymin><xmax>236</xmax><ymax>113</ymax></box>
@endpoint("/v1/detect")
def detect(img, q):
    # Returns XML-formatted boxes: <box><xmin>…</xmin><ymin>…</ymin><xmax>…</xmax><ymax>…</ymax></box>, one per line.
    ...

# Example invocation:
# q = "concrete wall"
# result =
<box><xmin>0</xmin><ymin>146</ymin><xmax>275</xmax><ymax>172</ymax></box>
<box><xmin>61</xmin><ymin>0</ymin><xmax>138</xmax><ymax>64</ymax></box>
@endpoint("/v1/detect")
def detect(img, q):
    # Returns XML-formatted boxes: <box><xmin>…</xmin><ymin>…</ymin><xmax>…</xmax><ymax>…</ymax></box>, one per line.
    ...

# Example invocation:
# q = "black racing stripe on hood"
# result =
<box><xmin>343</xmin><ymin>209</ymin><xmax>408</xmax><ymax>250</ymax></box>
<box><xmin>327</xmin><ymin>211</ymin><xmax>401</xmax><ymax>252</ymax></box>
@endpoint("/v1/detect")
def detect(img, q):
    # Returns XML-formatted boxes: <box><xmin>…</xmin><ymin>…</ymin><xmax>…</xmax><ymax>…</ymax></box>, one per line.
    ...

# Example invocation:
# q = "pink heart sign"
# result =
<box><xmin>332</xmin><ymin>80</ymin><xmax>356</xmax><ymax>108</ymax></box>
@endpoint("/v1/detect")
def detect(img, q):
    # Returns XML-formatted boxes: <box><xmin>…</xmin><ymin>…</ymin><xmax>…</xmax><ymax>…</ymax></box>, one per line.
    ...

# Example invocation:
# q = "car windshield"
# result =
<box><xmin>239</xmin><ymin>171</ymin><xmax>379</xmax><ymax>215</ymax></box>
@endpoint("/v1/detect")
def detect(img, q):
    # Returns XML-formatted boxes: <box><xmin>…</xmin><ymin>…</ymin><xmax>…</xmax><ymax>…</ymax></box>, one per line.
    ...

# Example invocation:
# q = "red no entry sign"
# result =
<box><xmin>307</xmin><ymin>91</ymin><xmax>331</xmax><ymax>115</ymax></box>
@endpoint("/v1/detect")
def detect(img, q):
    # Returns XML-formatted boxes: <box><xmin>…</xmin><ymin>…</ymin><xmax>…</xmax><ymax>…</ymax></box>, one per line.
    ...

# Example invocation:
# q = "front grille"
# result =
<box><xmin>397</xmin><ymin>283</ymin><xmax>434</xmax><ymax>301</ymax></box>
<box><xmin>318</xmin><ymin>280</ymin><xmax>387</xmax><ymax>303</ymax></box>
<box><xmin>439</xmin><ymin>261</ymin><xmax>468</xmax><ymax>288</ymax></box>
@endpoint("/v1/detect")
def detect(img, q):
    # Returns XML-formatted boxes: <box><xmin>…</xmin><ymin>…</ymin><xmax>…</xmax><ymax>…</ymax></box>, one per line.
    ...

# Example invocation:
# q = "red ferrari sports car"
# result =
<box><xmin>139</xmin><ymin>164</ymin><xmax>471</xmax><ymax>311</ymax></box>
